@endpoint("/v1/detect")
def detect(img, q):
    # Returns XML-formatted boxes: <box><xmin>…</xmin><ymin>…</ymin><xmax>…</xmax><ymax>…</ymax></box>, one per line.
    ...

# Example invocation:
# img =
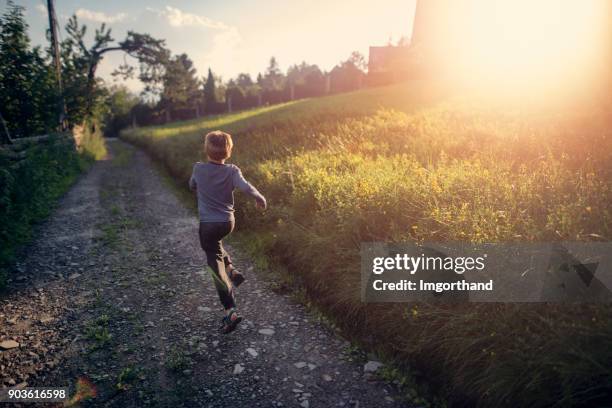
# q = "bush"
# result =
<box><xmin>0</xmin><ymin>128</ymin><xmax>106</xmax><ymax>289</ymax></box>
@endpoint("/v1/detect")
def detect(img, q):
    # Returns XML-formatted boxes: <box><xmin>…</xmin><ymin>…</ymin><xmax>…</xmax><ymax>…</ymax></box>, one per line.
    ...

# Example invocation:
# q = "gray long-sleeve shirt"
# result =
<box><xmin>189</xmin><ymin>161</ymin><xmax>266</xmax><ymax>222</ymax></box>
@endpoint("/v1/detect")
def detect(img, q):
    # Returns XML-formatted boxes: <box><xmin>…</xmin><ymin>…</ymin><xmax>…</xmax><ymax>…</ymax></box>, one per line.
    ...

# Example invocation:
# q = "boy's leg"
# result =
<box><xmin>199</xmin><ymin>223</ymin><xmax>235</xmax><ymax>310</ymax></box>
<box><xmin>220</xmin><ymin>242</ymin><xmax>245</xmax><ymax>286</ymax></box>
<box><xmin>221</xmin><ymin>245</ymin><xmax>232</xmax><ymax>270</ymax></box>
<box><xmin>206</xmin><ymin>245</ymin><xmax>235</xmax><ymax>310</ymax></box>
<box><xmin>220</xmin><ymin>220</ymin><xmax>234</xmax><ymax>270</ymax></box>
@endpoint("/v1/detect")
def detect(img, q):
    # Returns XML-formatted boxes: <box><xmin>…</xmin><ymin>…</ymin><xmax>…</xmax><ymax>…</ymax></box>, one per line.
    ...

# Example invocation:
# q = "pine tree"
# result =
<box><xmin>203</xmin><ymin>68</ymin><xmax>218</xmax><ymax>114</ymax></box>
<box><xmin>159</xmin><ymin>53</ymin><xmax>201</xmax><ymax>121</ymax></box>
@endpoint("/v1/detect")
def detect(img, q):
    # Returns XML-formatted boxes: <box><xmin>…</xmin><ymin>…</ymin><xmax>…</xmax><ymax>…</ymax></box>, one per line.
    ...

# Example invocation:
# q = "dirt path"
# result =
<box><xmin>0</xmin><ymin>140</ymin><xmax>411</xmax><ymax>407</ymax></box>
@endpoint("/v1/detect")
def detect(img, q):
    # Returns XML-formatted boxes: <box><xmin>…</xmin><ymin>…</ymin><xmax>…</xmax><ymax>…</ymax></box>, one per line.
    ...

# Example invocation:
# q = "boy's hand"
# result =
<box><xmin>255</xmin><ymin>197</ymin><xmax>267</xmax><ymax>210</ymax></box>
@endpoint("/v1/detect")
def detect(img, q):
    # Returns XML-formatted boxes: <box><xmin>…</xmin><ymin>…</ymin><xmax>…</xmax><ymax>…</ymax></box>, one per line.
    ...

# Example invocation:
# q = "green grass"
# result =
<box><xmin>165</xmin><ymin>346</ymin><xmax>191</xmax><ymax>373</ymax></box>
<box><xmin>110</xmin><ymin>140</ymin><xmax>133</xmax><ymax>167</ymax></box>
<box><xmin>95</xmin><ymin>203</ymin><xmax>140</xmax><ymax>249</ymax></box>
<box><xmin>116</xmin><ymin>366</ymin><xmax>139</xmax><ymax>391</ymax></box>
<box><xmin>78</xmin><ymin>122</ymin><xmax>108</xmax><ymax>162</ymax></box>
<box><xmin>121</xmin><ymin>81</ymin><xmax>612</xmax><ymax>407</ymax></box>
<box><xmin>85</xmin><ymin>314</ymin><xmax>113</xmax><ymax>351</ymax></box>
<box><xmin>0</xmin><ymin>128</ymin><xmax>107</xmax><ymax>289</ymax></box>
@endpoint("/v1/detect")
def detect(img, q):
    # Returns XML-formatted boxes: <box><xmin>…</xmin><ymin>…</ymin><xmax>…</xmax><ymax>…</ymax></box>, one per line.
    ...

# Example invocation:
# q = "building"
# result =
<box><xmin>367</xmin><ymin>0</ymin><xmax>466</xmax><ymax>85</ymax></box>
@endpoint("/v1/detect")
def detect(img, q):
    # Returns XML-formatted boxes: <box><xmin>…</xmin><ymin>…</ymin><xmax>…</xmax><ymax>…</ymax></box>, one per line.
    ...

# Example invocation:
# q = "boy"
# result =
<box><xmin>189</xmin><ymin>130</ymin><xmax>267</xmax><ymax>334</ymax></box>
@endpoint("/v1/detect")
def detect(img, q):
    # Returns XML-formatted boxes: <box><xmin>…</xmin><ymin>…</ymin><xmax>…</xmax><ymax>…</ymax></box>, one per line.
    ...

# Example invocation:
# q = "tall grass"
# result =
<box><xmin>122</xmin><ymin>81</ymin><xmax>612</xmax><ymax>407</ymax></box>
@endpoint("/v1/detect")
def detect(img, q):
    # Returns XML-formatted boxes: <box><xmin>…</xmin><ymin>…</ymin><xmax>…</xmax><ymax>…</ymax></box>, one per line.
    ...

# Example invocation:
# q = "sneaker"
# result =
<box><xmin>228</xmin><ymin>266</ymin><xmax>245</xmax><ymax>287</ymax></box>
<box><xmin>220</xmin><ymin>310</ymin><xmax>242</xmax><ymax>334</ymax></box>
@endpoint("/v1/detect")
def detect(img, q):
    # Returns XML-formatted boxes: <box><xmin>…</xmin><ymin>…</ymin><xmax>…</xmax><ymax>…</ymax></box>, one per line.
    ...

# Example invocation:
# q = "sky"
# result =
<box><xmin>10</xmin><ymin>0</ymin><xmax>417</xmax><ymax>93</ymax></box>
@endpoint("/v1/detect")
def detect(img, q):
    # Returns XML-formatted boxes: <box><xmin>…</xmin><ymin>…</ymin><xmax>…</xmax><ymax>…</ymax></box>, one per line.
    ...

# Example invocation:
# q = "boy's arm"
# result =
<box><xmin>189</xmin><ymin>164</ymin><xmax>198</xmax><ymax>191</ymax></box>
<box><xmin>232</xmin><ymin>166</ymin><xmax>267</xmax><ymax>209</ymax></box>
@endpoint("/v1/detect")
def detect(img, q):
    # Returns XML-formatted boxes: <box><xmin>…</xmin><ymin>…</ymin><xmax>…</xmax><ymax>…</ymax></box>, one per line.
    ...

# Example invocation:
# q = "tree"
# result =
<box><xmin>225</xmin><ymin>79</ymin><xmax>245</xmax><ymax>112</ymax></box>
<box><xmin>0</xmin><ymin>1</ymin><xmax>33</xmax><ymax>137</ymax></box>
<box><xmin>348</xmin><ymin>51</ymin><xmax>367</xmax><ymax>71</ymax></box>
<box><xmin>236</xmin><ymin>73</ymin><xmax>254</xmax><ymax>88</ymax></box>
<box><xmin>262</xmin><ymin>57</ymin><xmax>285</xmax><ymax>90</ymax></box>
<box><xmin>329</xmin><ymin>52</ymin><xmax>366</xmax><ymax>94</ymax></box>
<box><xmin>261</xmin><ymin>57</ymin><xmax>286</xmax><ymax>104</ymax></box>
<box><xmin>61</xmin><ymin>15</ymin><xmax>95</xmax><ymax>126</ymax></box>
<box><xmin>130</xmin><ymin>101</ymin><xmax>157</xmax><ymax>127</ymax></box>
<box><xmin>203</xmin><ymin>68</ymin><xmax>219</xmax><ymax>114</ymax></box>
<box><xmin>237</xmin><ymin>73</ymin><xmax>261</xmax><ymax>107</ymax></box>
<box><xmin>302</xmin><ymin>66</ymin><xmax>325</xmax><ymax>97</ymax></box>
<box><xmin>286</xmin><ymin>62</ymin><xmax>325</xmax><ymax>98</ymax></box>
<box><xmin>30</xmin><ymin>47</ymin><xmax>59</xmax><ymax>132</ymax></box>
<box><xmin>103</xmin><ymin>85</ymin><xmax>139</xmax><ymax>137</ymax></box>
<box><xmin>0</xmin><ymin>1</ymin><xmax>57</xmax><ymax>138</ymax></box>
<box><xmin>158</xmin><ymin>53</ymin><xmax>201</xmax><ymax>121</ymax></box>
<box><xmin>214</xmin><ymin>73</ymin><xmax>226</xmax><ymax>105</ymax></box>
<box><xmin>61</xmin><ymin>15</ymin><xmax>169</xmax><ymax>121</ymax></box>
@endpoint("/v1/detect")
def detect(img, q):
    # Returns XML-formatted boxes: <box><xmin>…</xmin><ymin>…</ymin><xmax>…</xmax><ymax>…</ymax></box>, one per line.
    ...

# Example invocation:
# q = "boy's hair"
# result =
<box><xmin>204</xmin><ymin>131</ymin><xmax>233</xmax><ymax>161</ymax></box>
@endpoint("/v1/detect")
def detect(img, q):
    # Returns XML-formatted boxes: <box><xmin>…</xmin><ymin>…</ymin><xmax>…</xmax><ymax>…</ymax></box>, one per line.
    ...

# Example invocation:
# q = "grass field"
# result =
<box><xmin>122</xmin><ymin>81</ymin><xmax>612</xmax><ymax>407</ymax></box>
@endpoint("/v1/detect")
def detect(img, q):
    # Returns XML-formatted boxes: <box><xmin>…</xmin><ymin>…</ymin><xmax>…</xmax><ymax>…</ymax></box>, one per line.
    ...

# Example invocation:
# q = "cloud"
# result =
<box><xmin>75</xmin><ymin>8</ymin><xmax>127</xmax><ymax>24</ymax></box>
<box><xmin>146</xmin><ymin>6</ymin><xmax>229</xmax><ymax>29</ymax></box>
<box><xmin>145</xmin><ymin>5</ymin><xmax>244</xmax><ymax>76</ymax></box>
<box><xmin>35</xmin><ymin>4</ymin><xmax>47</xmax><ymax>15</ymax></box>
<box><xmin>191</xmin><ymin>25</ymin><xmax>248</xmax><ymax>82</ymax></box>
<box><xmin>33</xmin><ymin>3</ymin><xmax>68</xmax><ymax>21</ymax></box>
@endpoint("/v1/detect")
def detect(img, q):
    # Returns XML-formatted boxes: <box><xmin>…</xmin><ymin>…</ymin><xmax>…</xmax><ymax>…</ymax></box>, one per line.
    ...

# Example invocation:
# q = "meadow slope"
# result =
<box><xmin>122</xmin><ymin>82</ymin><xmax>612</xmax><ymax>407</ymax></box>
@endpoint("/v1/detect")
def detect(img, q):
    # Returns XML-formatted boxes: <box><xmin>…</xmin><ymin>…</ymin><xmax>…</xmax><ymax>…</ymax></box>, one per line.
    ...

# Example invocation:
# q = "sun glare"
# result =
<box><xmin>445</xmin><ymin>0</ymin><xmax>609</xmax><ymax>94</ymax></box>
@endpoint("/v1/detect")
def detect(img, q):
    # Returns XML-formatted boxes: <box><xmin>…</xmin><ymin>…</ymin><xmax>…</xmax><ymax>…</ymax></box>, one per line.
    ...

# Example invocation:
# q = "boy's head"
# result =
<box><xmin>204</xmin><ymin>130</ymin><xmax>233</xmax><ymax>161</ymax></box>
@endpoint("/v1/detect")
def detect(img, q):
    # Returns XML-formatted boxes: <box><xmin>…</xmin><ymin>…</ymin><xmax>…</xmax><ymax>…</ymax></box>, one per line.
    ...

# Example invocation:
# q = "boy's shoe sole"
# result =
<box><xmin>220</xmin><ymin>313</ymin><xmax>243</xmax><ymax>334</ymax></box>
<box><xmin>231</xmin><ymin>272</ymin><xmax>245</xmax><ymax>287</ymax></box>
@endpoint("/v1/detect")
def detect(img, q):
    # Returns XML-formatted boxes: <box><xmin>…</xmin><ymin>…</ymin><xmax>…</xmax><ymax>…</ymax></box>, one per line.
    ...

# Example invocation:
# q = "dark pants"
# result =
<box><xmin>199</xmin><ymin>221</ymin><xmax>235</xmax><ymax>310</ymax></box>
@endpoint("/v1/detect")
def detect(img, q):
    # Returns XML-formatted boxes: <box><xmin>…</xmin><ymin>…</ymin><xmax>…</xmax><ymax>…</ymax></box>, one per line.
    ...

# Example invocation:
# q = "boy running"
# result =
<box><xmin>189</xmin><ymin>130</ymin><xmax>267</xmax><ymax>334</ymax></box>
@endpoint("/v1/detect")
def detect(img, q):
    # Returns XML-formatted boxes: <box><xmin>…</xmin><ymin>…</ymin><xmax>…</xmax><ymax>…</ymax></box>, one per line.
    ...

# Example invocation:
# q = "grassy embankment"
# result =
<box><xmin>0</xmin><ymin>126</ymin><xmax>107</xmax><ymax>289</ymax></box>
<box><xmin>121</xmin><ymin>81</ymin><xmax>612</xmax><ymax>407</ymax></box>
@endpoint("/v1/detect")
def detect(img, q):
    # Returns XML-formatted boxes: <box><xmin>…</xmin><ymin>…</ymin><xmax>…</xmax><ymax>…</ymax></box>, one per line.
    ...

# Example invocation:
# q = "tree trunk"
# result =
<box><xmin>84</xmin><ymin>46</ymin><xmax>122</xmax><ymax>119</ymax></box>
<box><xmin>85</xmin><ymin>55</ymin><xmax>100</xmax><ymax>118</ymax></box>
